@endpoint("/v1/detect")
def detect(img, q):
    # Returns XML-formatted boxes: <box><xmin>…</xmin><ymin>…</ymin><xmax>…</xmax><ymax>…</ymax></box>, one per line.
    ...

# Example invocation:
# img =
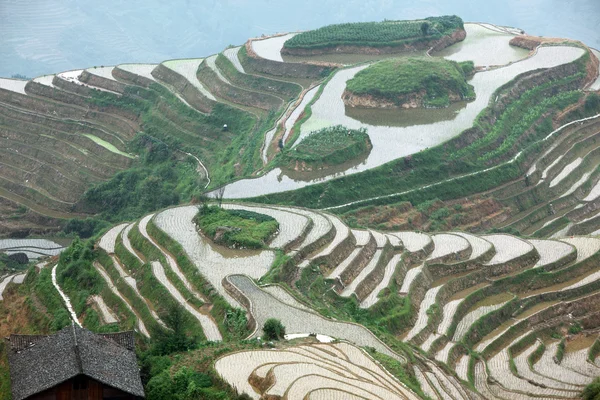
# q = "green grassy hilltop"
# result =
<box><xmin>281</xmin><ymin>125</ymin><xmax>372</xmax><ymax>170</ymax></box>
<box><xmin>345</xmin><ymin>57</ymin><xmax>475</xmax><ymax>108</ymax></box>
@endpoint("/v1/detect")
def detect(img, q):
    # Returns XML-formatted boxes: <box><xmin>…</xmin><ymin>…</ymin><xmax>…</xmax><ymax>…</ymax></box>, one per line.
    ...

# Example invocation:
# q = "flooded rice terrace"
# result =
<box><xmin>223</xmin><ymin>24</ymin><xmax>585</xmax><ymax>198</ymax></box>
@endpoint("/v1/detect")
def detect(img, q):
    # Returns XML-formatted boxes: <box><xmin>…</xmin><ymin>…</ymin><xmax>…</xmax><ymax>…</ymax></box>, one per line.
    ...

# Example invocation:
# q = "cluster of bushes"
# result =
<box><xmin>195</xmin><ymin>205</ymin><xmax>279</xmax><ymax>249</ymax></box>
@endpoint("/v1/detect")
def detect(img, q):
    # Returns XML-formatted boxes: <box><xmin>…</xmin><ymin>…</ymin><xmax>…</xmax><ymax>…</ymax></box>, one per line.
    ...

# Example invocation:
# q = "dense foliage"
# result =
<box><xmin>263</xmin><ymin>318</ymin><xmax>286</xmax><ymax>340</ymax></box>
<box><xmin>346</xmin><ymin>57</ymin><xmax>475</xmax><ymax>107</ymax></box>
<box><xmin>282</xmin><ymin>125</ymin><xmax>371</xmax><ymax>167</ymax></box>
<box><xmin>283</xmin><ymin>16</ymin><xmax>464</xmax><ymax>49</ymax></box>
<box><xmin>195</xmin><ymin>205</ymin><xmax>279</xmax><ymax>249</ymax></box>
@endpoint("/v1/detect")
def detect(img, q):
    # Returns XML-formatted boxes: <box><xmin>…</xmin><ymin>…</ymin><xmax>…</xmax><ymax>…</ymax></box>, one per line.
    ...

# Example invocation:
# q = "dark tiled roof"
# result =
<box><xmin>7</xmin><ymin>325</ymin><xmax>145</xmax><ymax>400</ymax></box>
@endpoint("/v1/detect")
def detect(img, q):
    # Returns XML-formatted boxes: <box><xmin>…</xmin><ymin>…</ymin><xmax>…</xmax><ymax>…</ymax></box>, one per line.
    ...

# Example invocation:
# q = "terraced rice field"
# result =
<box><xmin>360</xmin><ymin>253</ymin><xmax>402</xmax><ymax>308</ymax></box>
<box><xmin>283</xmin><ymin>84</ymin><xmax>320</xmax><ymax>144</ymax></box>
<box><xmin>139</xmin><ymin>214</ymin><xmax>207</xmax><ymax>303</ymax></box>
<box><xmin>90</xmin><ymin>294</ymin><xmax>118</xmax><ymax>324</ymax></box>
<box><xmin>162</xmin><ymin>58</ymin><xmax>216</xmax><ymax>100</ymax></box>
<box><xmin>340</xmin><ymin>249</ymin><xmax>383</xmax><ymax>297</ymax></box>
<box><xmin>150</xmin><ymin>261</ymin><xmax>221</xmax><ymax>341</ymax></box>
<box><xmin>0</xmin><ymin>78</ymin><xmax>28</xmax><ymax>94</ymax></box>
<box><xmin>215</xmin><ymin>342</ymin><xmax>419</xmax><ymax>400</ymax></box>
<box><xmin>227</xmin><ymin>274</ymin><xmax>401</xmax><ymax>360</ymax></box>
<box><xmin>222</xmin><ymin>45</ymin><xmax>586</xmax><ymax>198</ymax></box>
<box><xmin>427</xmin><ymin>233</ymin><xmax>470</xmax><ymax>262</ymax></box>
<box><xmin>530</xmin><ymin>239</ymin><xmax>575</xmax><ymax>267</ymax></box>
<box><xmin>549</xmin><ymin>157</ymin><xmax>583</xmax><ymax>187</ymax></box>
<box><xmin>482</xmin><ymin>234</ymin><xmax>533</xmax><ymax>265</ymax></box>
<box><xmin>153</xmin><ymin>206</ymin><xmax>275</xmax><ymax>306</ymax></box>
<box><xmin>392</xmin><ymin>232</ymin><xmax>431</xmax><ymax>253</ymax></box>
<box><xmin>93</xmin><ymin>261</ymin><xmax>151</xmax><ymax>337</ymax></box>
<box><xmin>223</xmin><ymin>47</ymin><xmax>245</xmax><ymax>73</ymax></box>
<box><xmin>205</xmin><ymin>54</ymin><xmax>230</xmax><ymax>83</ymax></box>
<box><xmin>64</xmin><ymin>201</ymin><xmax>600</xmax><ymax>398</ymax></box>
<box><xmin>86</xmin><ymin>66</ymin><xmax>116</xmax><ymax>80</ymax></box>
<box><xmin>251</xmin><ymin>33</ymin><xmax>297</xmax><ymax>62</ymax></box>
<box><xmin>0</xmin><ymin>238</ymin><xmax>67</xmax><ymax>259</ymax></box>
<box><xmin>117</xmin><ymin>63</ymin><xmax>157</xmax><ymax>81</ymax></box>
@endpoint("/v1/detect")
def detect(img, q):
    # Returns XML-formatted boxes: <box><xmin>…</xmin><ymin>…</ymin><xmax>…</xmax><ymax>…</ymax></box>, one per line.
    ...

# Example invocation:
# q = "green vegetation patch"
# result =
<box><xmin>346</xmin><ymin>57</ymin><xmax>475</xmax><ymax>108</ymax></box>
<box><xmin>195</xmin><ymin>206</ymin><xmax>278</xmax><ymax>249</ymax></box>
<box><xmin>282</xmin><ymin>125</ymin><xmax>372</xmax><ymax>168</ymax></box>
<box><xmin>283</xmin><ymin>16</ymin><xmax>464</xmax><ymax>49</ymax></box>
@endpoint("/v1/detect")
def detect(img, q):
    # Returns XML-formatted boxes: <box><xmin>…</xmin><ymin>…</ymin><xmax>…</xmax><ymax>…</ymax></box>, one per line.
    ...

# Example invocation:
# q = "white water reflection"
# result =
<box><xmin>223</xmin><ymin>45</ymin><xmax>585</xmax><ymax>198</ymax></box>
<box><xmin>436</xmin><ymin>23</ymin><xmax>529</xmax><ymax>66</ymax></box>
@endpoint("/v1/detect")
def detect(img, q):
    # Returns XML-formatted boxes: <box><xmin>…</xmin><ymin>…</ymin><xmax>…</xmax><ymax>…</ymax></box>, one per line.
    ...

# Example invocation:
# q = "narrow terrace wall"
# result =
<box><xmin>197</xmin><ymin>60</ymin><xmax>282</xmax><ymax>111</ymax></box>
<box><xmin>240</xmin><ymin>44</ymin><xmax>337</xmax><ymax>80</ymax></box>
<box><xmin>355</xmin><ymin>242</ymin><xmax>395</xmax><ymax>301</ymax></box>
<box><xmin>151</xmin><ymin>64</ymin><xmax>215</xmax><ymax>113</ymax></box>
<box><xmin>337</xmin><ymin>235</ymin><xmax>377</xmax><ymax>287</ymax></box>
<box><xmin>426</xmin><ymin>244</ymin><xmax>494</xmax><ymax>277</ymax></box>
<box><xmin>112</xmin><ymin>67</ymin><xmax>154</xmax><ymax>88</ymax></box>
<box><xmin>79</xmin><ymin>70</ymin><xmax>127</xmax><ymax>94</ymax></box>
<box><xmin>22</xmin><ymin>82</ymin><xmax>139</xmax><ymax>133</ymax></box>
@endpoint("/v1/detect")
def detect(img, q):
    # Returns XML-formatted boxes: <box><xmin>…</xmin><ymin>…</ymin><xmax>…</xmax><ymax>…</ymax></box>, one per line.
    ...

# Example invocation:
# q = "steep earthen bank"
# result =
<box><xmin>341</xmin><ymin>88</ymin><xmax>464</xmax><ymax>109</ymax></box>
<box><xmin>280</xmin><ymin>28</ymin><xmax>466</xmax><ymax>56</ymax></box>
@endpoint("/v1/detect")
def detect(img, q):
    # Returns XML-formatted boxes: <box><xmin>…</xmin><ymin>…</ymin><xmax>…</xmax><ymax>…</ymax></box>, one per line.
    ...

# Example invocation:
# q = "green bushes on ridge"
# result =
<box><xmin>283</xmin><ymin>16</ymin><xmax>464</xmax><ymax>50</ymax></box>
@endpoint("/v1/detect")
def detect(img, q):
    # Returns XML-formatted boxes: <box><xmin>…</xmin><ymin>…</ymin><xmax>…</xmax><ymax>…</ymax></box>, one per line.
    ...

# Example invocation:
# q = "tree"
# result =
<box><xmin>582</xmin><ymin>377</ymin><xmax>600</xmax><ymax>400</ymax></box>
<box><xmin>214</xmin><ymin>186</ymin><xmax>226</xmax><ymax>208</ymax></box>
<box><xmin>263</xmin><ymin>318</ymin><xmax>285</xmax><ymax>340</ymax></box>
<box><xmin>153</xmin><ymin>304</ymin><xmax>196</xmax><ymax>355</ymax></box>
<box><xmin>420</xmin><ymin>22</ymin><xmax>429</xmax><ymax>36</ymax></box>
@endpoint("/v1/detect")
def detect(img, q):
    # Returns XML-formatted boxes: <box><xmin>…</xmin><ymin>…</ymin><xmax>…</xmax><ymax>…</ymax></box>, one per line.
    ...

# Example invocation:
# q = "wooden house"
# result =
<box><xmin>7</xmin><ymin>325</ymin><xmax>145</xmax><ymax>400</ymax></box>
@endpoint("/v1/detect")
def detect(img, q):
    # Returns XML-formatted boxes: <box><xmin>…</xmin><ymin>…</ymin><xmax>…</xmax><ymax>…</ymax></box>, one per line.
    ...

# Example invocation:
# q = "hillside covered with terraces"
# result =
<box><xmin>1</xmin><ymin>14</ymin><xmax>600</xmax><ymax>400</ymax></box>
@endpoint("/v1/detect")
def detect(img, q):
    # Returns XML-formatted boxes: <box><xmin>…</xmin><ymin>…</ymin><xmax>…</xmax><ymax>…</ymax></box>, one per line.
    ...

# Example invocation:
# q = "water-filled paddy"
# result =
<box><xmin>435</xmin><ymin>23</ymin><xmax>529</xmax><ymax>66</ymax></box>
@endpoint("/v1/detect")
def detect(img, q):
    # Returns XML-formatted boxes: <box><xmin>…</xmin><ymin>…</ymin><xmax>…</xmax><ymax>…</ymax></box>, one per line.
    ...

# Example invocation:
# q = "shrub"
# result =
<box><xmin>263</xmin><ymin>318</ymin><xmax>286</xmax><ymax>340</ymax></box>
<box><xmin>582</xmin><ymin>377</ymin><xmax>600</xmax><ymax>400</ymax></box>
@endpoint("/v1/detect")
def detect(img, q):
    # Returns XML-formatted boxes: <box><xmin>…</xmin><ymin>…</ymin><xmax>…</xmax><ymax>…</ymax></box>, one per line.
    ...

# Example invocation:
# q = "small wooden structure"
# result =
<box><xmin>7</xmin><ymin>325</ymin><xmax>145</xmax><ymax>400</ymax></box>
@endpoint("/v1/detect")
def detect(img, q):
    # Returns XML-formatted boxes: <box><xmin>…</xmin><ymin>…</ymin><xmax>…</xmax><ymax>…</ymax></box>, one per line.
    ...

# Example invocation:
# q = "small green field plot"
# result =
<box><xmin>195</xmin><ymin>205</ymin><xmax>279</xmax><ymax>249</ymax></box>
<box><xmin>345</xmin><ymin>57</ymin><xmax>475</xmax><ymax>108</ymax></box>
<box><xmin>282</xmin><ymin>125</ymin><xmax>372</xmax><ymax>169</ymax></box>
<box><xmin>283</xmin><ymin>15</ymin><xmax>464</xmax><ymax>50</ymax></box>
<box><xmin>82</xmin><ymin>134</ymin><xmax>135</xmax><ymax>158</ymax></box>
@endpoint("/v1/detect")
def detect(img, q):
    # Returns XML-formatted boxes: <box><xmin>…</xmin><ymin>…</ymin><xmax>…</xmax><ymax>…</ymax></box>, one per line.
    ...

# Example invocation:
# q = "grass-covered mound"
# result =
<box><xmin>195</xmin><ymin>205</ymin><xmax>278</xmax><ymax>249</ymax></box>
<box><xmin>282</xmin><ymin>125</ymin><xmax>372</xmax><ymax>170</ymax></box>
<box><xmin>344</xmin><ymin>57</ymin><xmax>475</xmax><ymax>108</ymax></box>
<box><xmin>282</xmin><ymin>16</ymin><xmax>464</xmax><ymax>52</ymax></box>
